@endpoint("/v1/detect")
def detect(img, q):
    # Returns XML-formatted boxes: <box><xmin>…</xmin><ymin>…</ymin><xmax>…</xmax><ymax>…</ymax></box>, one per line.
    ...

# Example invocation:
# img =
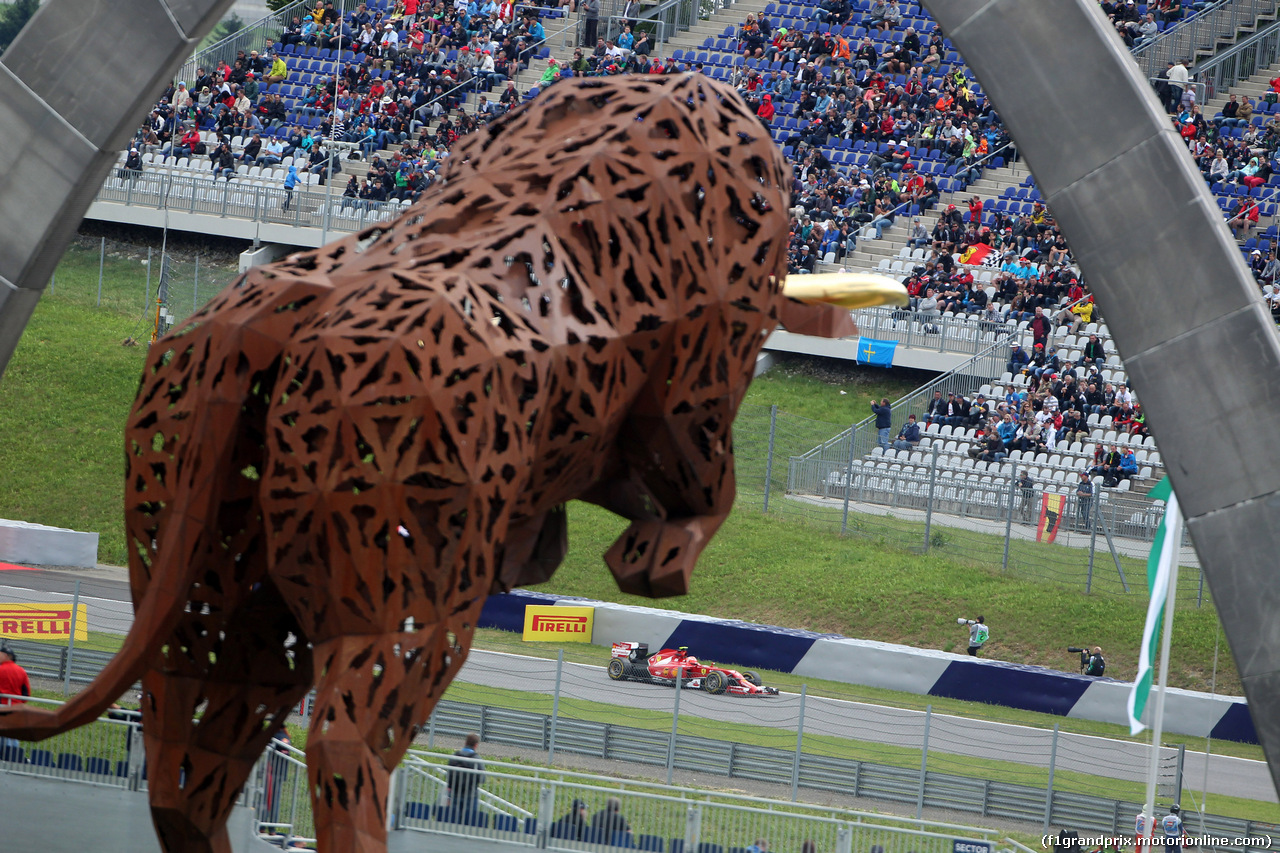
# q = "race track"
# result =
<box><xmin>2</xmin><ymin>568</ymin><xmax>1272</xmax><ymax>805</ymax></box>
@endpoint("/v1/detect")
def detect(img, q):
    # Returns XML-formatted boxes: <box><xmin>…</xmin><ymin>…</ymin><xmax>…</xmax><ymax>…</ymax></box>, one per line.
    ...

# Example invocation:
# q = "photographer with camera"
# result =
<box><xmin>958</xmin><ymin>616</ymin><xmax>988</xmax><ymax>656</ymax></box>
<box><xmin>1068</xmin><ymin>645</ymin><xmax>1105</xmax><ymax>677</ymax></box>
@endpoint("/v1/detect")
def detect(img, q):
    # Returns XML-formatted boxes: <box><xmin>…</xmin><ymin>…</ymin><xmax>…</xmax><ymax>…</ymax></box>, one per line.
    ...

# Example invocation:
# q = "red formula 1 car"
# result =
<box><xmin>607</xmin><ymin>642</ymin><xmax>779</xmax><ymax>696</ymax></box>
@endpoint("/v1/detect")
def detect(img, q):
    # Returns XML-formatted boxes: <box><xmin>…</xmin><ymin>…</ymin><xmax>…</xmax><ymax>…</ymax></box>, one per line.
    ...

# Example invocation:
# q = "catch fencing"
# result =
<box><xmin>407</xmin><ymin>698</ymin><xmax>1275</xmax><ymax>849</ymax></box>
<box><xmin>394</xmin><ymin>752</ymin><xmax>999</xmax><ymax>853</ymax></box>
<box><xmin>7</xmin><ymin>632</ymin><xmax>1270</xmax><ymax>844</ymax></box>
<box><xmin>0</xmin><ymin>695</ymin><xmax>1012</xmax><ymax>853</ymax></box>
<box><xmin>731</xmin><ymin>403</ymin><xmax>1210</xmax><ymax>610</ymax></box>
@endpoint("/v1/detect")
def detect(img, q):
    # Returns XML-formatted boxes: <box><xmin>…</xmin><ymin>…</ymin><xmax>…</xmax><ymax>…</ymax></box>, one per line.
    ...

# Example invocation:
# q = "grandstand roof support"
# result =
<box><xmin>922</xmin><ymin>0</ymin><xmax>1280</xmax><ymax>797</ymax></box>
<box><xmin>0</xmin><ymin>0</ymin><xmax>234</xmax><ymax>380</ymax></box>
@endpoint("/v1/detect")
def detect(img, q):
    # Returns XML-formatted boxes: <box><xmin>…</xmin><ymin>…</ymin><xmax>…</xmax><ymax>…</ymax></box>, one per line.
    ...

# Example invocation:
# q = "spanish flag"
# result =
<box><xmin>1037</xmin><ymin>493</ymin><xmax>1065</xmax><ymax>543</ymax></box>
<box><xmin>959</xmin><ymin>244</ymin><xmax>993</xmax><ymax>266</ymax></box>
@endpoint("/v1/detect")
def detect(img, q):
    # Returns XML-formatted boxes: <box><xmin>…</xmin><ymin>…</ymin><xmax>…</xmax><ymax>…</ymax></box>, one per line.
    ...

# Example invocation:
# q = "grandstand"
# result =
<box><xmin>93</xmin><ymin>0</ymin><xmax>1280</xmax><ymax>534</ymax></box>
<box><xmin>97</xmin><ymin>0</ymin><xmax>1280</xmax><ymax>268</ymax></box>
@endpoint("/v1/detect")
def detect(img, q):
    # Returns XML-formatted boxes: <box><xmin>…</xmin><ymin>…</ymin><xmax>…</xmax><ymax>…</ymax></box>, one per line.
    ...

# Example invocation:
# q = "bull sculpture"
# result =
<box><xmin>0</xmin><ymin>75</ymin><xmax>904</xmax><ymax>853</ymax></box>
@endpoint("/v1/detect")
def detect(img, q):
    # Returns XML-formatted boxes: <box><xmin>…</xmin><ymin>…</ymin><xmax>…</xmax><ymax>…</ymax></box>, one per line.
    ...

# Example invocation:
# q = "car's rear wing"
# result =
<box><xmin>610</xmin><ymin>641</ymin><xmax>648</xmax><ymax>660</ymax></box>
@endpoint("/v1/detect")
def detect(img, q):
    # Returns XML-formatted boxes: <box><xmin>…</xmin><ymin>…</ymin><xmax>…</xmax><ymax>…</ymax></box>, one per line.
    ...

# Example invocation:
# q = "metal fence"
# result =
<box><xmin>0</xmin><ymin>696</ymin><xmax>146</xmax><ymax>791</ymax></box>
<box><xmin>846</xmin><ymin>306</ymin><xmax>1018</xmax><ymax>359</ymax></box>
<box><xmin>37</xmin><ymin>237</ymin><xmax>242</xmax><ymax>343</ymax></box>
<box><xmin>400</xmin><ymin>699</ymin><xmax>1278</xmax><ymax>849</ymax></box>
<box><xmin>394</xmin><ymin>751</ymin><xmax>1001</xmax><ymax>853</ymax></box>
<box><xmin>1193</xmin><ymin>16</ymin><xmax>1280</xmax><ymax>101</ymax></box>
<box><xmin>174</xmin><ymin>0</ymin><xmax>309</xmax><ymax>87</ymax></box>
<box><xmin>1131</xmin><ymin>0</ymin><xmax>1280</xmax><ymax>82</ymax></box>
<box><xmin>97</xmin><ymin>169</ymin><xmax>406</xmax><ymax>238</ymax></box>
<box><xmin>794</xmin><ymin>337</ymin><xmax>1009</xmax><ymax>464</ymax></box>
<box><xmin>733</xmin><ymin>402</ymin><xmax>1210</xmax><ymax>608</ymax></box>
<box><xmin>5</xmin><ymin>652</ymin><xmax>1275</xmax><ymax>851</ymax></box>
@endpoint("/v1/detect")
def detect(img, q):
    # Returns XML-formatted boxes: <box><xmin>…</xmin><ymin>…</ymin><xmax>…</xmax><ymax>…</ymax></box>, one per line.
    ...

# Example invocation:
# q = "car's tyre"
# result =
<box><xmin>607</xmin><ymin>658</ymin><xmax>627</xmax><ymax>680</ymax></box>
<box><xmin>704</xmin><ymin>670</ymin><xmax>728</xmax><ymax>695</ymax></box>
<box><xmin>743</xmin><ymin>670</ymin><xmax>763</xmax><ymax>687</ymax></box>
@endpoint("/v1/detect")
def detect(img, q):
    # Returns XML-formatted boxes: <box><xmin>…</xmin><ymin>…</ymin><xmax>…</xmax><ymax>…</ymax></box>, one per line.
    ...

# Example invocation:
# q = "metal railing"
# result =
<box><xmin>1192</xmin><ymin>16</ymin><xmax>1280</xmax><ymax>100</ymax></box>
<box><xmin>787</xmin><ymin>449</ymin><xmax>1188</xmax><ymax>555</ymax></box>
<box><xmin>604</xmin><ymin>14</ymin><xmax>669</xmax><ymax>48</ymax></box>
<box><xmin>395</xmin><ymin>709</ymin><xmax>1270</xmax><ymax>850</ymax></box>
<box><xmin>0</xmin><ymin>696</ymin><xmax>145</xmax><ymax>792</ymax></box>
<box><xmin>247</xmin><ymin>740</ymin><xmax>315</xmax><ymax>847</ymax></box>
<box><xmin>796</xmin><ymin>336</ymin><xmax>1009</xmax><ymax>463</ymax></box>
<box><xmin>395</xmin><ymin>749</ymin><xmax>1001</xmax><ymax>852</ymax></box>
<box><xmin>96</xmin><ymin>168</ymin><xmax>406</xmax><ymax>234</ymax></box>
<box><xmin>850</xmin><ymin>304</ymin><xmax>1015</xmax><ymax>356</ymax></box>
<box><xmin>1132</xmin><ymin>0</ymin><xmax>1280</xmax><ymax>81</ymax></box>
<box><xmin>633</xmin><ymin>0</ymin><xmax>698</xmax><ymax>47</ymax></box>
<box><xmin>174</xmin><ymin>0</ymin><xmax>310</xmax><ymax>87</ymax></box>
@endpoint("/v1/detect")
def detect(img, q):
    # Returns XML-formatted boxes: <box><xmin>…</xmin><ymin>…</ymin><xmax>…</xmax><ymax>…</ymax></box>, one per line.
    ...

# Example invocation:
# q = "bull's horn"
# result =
<box><xmin>781</xmin><ymin>273</ymin><xmax>910</xmax><ymax>309</ymax></box>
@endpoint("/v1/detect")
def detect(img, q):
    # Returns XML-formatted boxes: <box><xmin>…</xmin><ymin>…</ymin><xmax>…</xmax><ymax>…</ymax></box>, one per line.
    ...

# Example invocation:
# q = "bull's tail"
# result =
<box><xmin>0</xmin><ymin>557</ymin><xmax>194</xmax><ymax>741</ymax></box>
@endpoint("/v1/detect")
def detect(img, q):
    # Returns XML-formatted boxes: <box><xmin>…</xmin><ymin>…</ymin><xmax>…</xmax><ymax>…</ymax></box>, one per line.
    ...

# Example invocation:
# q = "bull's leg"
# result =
<box><xmin>302</xmin><ymin>596</ymin><xmax>489</xmax><ymax>853</ymax></box>
<box><xmin>604</xmin><ymin>513</ymin><xmax>729</xmax><ymax>597</ymax></box>
<box><xmin>595</xmin><ymin>391</ymin><xmax>741</xmax><ymax>597</ymax></box>
<box><xmin>145</xmin><ymin>581</ymin><xmax>314</xmax><ymax>853</ymax></box>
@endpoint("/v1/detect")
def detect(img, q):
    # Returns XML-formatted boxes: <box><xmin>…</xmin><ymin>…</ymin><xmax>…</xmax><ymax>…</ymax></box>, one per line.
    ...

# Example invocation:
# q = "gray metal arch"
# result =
<box><xmin>921</xmin><ymin>0</ymin><xmax>1280</xmax><ymax>793</ymax></box>
<box><xmin>0</xmin><ymin>0</ymin><xmax>233</xmax><ymax>378</ymax></box>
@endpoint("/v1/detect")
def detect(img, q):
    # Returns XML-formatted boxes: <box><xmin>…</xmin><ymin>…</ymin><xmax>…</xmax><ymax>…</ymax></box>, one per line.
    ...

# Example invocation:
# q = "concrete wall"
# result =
<box><xmin>763</xmin><ymin>329</ymin><xmax>969</xmax><ymax>372</ymax></box>
<box><xmin>479</xmin><ymin>590</ymin><xmax>1257</xmax><ymax>743</ymax></box>
<box><xmin>0</xmin><ymin>518</ymin><xmax>98</xmax><ymax>567</ymax></box>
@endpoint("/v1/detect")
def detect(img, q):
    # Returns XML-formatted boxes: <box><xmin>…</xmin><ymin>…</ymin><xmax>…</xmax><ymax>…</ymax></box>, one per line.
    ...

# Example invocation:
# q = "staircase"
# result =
<box><xmin>825</xmin><ymin>158</ymin><xmax>1035</xmax><ymax>275</ymax></box>
<box><xmin>1201</xmin><ymin>57</ymin><xmax>1280</xmax><ymax>105</ymax></box>
<box><xmin>1131</xmin><ymin>0</ymin><xmax>1280</xmax><ymax>80</ymax></box>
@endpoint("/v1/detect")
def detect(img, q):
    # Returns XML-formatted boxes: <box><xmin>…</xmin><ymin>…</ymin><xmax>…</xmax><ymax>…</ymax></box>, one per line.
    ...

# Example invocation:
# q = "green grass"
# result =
<box><xmin>0</xmin><ymin>244</ymin><xmax>162</xmax><ymax>566</ymax></box>
<box><xmin>743</xmin><ymin>356</ymin><xmax>922</xmax><ymax>424</ymax></box>
<box><xmin>26</xmin><ymin>630</ymin><xmax>127</xmax><ymax>654</ymax></box>
<box><xmin>0</xmin><ymin>244</ymin><xmax>1253</xmax><ymax>799</ymax></box>
<box><xmin>523</xmin><ymin>503</ymin><xmax>1241</xmax><ymax>696</ymax></box>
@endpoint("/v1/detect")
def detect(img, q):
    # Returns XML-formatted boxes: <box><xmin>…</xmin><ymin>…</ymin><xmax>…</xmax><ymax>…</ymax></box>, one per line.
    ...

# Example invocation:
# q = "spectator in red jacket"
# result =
<box><xmin>1028</xmin><ymin>305</ymin><xmax>1052</xmax><ymax>348</ymax></box>
<box><xmin>757</xmin><ymin>94</ymin><xmax>775</xmax><ymax>125</ymax></box>
<box><xmin>0</xmin><ymin>642</ymin><xmax>29</xmax><ymax>706</ymax></box>
<box><xmin>1229</xmin><ymin>196</ymin><xmax>1260</xmax><ymax>239</ymax></box>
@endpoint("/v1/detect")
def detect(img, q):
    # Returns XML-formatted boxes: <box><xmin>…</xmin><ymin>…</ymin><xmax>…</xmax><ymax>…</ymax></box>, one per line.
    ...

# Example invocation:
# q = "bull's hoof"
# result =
<box><xmin>604</xmin><ymin>516</ymin><xmax>725</xmax><ymax>597</ymax></box>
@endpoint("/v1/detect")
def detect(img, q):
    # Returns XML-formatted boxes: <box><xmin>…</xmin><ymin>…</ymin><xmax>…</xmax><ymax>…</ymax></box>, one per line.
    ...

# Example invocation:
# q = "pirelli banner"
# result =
<box><xmin>522</xmin><ymin>605</ymin><xmax>594</xmax><ymax>642</ymax></box>
<box><xmin>0</xmin><ymin>603</ymin><xmax>89</xmax><ymax>641</ymax></box>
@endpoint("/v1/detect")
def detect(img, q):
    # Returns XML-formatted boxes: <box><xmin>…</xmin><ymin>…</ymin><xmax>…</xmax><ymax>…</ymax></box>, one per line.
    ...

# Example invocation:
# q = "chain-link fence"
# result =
<box><xmin>43</xmin><ymin>236</ymin><xmax>241</xmax><ymax>340</ymax></box>
<box><xmin>148</xmin><ymin>250</ymin><xmax>241</xmax><ymax>335</ymax></box>
<box><xmin>393</xmin><ymin>642</ymin><xmax>1271</xmax><ymax>848</ymax></box>
<box><xmin>734</xmin><ymin>404</ymin><xmax>1209</xmax><ymax>609</ymax></box>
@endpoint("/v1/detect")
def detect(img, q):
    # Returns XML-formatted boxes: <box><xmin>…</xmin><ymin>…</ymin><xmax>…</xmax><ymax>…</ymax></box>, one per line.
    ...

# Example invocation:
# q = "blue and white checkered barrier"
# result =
<box><xmin>479</xmin><ymin>590</ymin><xmax>1256</xmax><ymax>744</ymax></box>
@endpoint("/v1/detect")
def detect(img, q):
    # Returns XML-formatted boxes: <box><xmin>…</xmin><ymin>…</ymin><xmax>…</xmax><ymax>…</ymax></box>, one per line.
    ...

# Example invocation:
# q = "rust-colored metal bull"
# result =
<box><xmin>0</xmin><ymin>75</ymin><xmax>903</xmax><ymax>853</ymax></box>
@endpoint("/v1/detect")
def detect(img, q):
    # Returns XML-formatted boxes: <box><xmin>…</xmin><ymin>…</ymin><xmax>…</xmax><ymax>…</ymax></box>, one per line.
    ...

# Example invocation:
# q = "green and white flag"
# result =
<box><xmin>1127</xmin><ymin>477</ymin><xmax>1179</xmax><ymax>735</ymax></box>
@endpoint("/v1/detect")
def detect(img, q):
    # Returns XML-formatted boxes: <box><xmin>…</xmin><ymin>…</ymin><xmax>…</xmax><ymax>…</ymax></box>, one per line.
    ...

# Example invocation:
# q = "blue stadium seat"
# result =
<box><xmin>403</xmin><ymin>802</ymin><xmax>431</xmax><ymax>820</ymax></box>
<box><xmin>57</xmin><ymin>753</ymin><xmax>84</xmax><ymax>772</ymax></box>
<box><xmin>29</xmin><ymin>749</ymin><xmax>53</xmax><ymax>767</ymax></box>
<box><xmin>85</xmin><ymin>757</ymin><xmax>112</xmax><ymax>776</ymax></box>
